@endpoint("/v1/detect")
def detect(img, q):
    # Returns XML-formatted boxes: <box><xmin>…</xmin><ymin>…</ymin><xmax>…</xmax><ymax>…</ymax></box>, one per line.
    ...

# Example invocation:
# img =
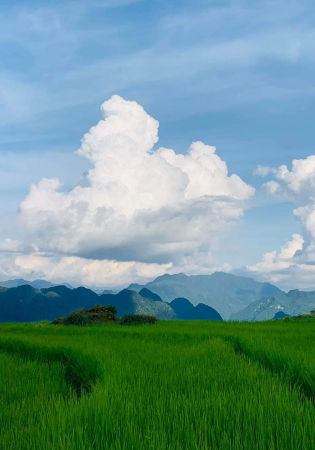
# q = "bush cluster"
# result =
<box><xmin>53</xmin><ymin>305</ymin><xmax>118</xmax><ymax>326</ymax></box>
<box><xmin>63</xmin><ymin>311</ymin><xmax>90</xmax><ymax>326</ymax></box>
<box><xmin>101</xmin><ymin>304</ymin><xmax>117</xmax><ymax>315</ymax></box>
<box><xmin>120</xmin><ymin>314</ymin><xmax>158</xmax><ymax>325</ymax></box>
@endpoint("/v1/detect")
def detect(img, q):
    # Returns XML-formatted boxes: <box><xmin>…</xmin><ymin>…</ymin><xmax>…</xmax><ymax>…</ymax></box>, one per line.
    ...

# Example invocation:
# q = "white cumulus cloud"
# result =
<box><xmin>0</xmin><ymin>95</ymin><xmax>255</xmax><ymax>286</ymax></box>
<box><xmin>246</xmin><ymin>156</ymin><xmax>315</xmax><ymax>290</ymax></box>
<box><xmin>18</xmin><ymin>97</ymin><xmax>253</xmax><ymax>260</ymax></box>
<box><xmin>0</xmin><ymin>252</ymin><xmax>173</xmax><ymax>288</ymax></box>
<box><xmin>253</xmin><ymin>165</ymin><xmax>277</xmax><ymax>177</ymax></box>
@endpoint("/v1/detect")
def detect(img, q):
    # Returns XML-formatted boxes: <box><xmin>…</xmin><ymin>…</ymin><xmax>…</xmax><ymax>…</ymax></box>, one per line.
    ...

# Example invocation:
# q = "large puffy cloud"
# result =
<box><xmin>247</xmin><ymin>156</ymin><xmax>315</xmax><ymax>290</ymax></box>
<box><xmin>4</xmin><ymin>95</ymin><xmax>254</xmax><ymax>287</ymax></box>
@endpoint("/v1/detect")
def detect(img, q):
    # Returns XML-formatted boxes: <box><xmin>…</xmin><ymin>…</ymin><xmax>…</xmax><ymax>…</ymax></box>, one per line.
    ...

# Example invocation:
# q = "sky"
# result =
<box><xmin>0</xmin><ymin>0</ymin><xmax>315</xmax><ymax>290</ymax></box>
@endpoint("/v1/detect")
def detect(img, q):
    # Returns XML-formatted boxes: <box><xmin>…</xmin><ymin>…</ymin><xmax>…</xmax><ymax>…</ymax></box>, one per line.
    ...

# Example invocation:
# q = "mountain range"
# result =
<box><xmin>2</xmin><ymin>272</ymin><xmax>315</xmax><ymax>322</ymax></box>
<box><xmin>0</xmin><ymin>284</ymin><xmax>222</xmax><ymax>323</ymax></box>
<box><xmin>231</xmin><ymin>290</ymin><xmax>315</xmax><ymax>321</ymax></box>
<box><xmin>169</xmin><ymin>297</ymin><xmax>222</xmax><ymax>321</ymax></box>
<box><xmin>0</xmin><ymin>278</ymin><xmax>73</xmax><ymax>290</ymax></box>
<box><xmin>129</xmin><ymin>272</ymin><xmax>282</xmax><ymax>319</ymax></box>
<box><xmin>99</xmin><ymin>289</ymin><xmax>176</xmax><ymax>319</ymax></box>
<box><xmin>0</xmin><ymin>285</ymin><xmax>98</xmax><ymax>322</ymax></box>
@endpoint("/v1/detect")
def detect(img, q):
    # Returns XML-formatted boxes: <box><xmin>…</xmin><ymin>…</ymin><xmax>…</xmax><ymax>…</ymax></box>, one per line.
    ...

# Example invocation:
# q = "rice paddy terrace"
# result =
<box><xmin>1</xmin><ymin>320</ymin><xmax>315</xmax><ymax>450</ymax></box>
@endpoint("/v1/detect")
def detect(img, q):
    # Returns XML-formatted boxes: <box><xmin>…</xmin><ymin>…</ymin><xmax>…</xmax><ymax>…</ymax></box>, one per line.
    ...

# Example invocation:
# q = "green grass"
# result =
<box><xmin>1</xmin><ymin>320</ymin><xmax>315</xmax><ymax>449</ymax></box>
<box><xmin>0</xmin><ymin>337</ymin><xmax>102</xmax><ymax>395</ymax></box>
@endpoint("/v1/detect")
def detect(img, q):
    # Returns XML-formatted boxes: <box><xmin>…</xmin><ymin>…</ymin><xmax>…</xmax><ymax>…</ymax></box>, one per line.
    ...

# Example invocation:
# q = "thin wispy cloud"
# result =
<box><xmin>1</xmin><ymin>0</ymin><xmax>315</xmax><ymax>126</ymax></box>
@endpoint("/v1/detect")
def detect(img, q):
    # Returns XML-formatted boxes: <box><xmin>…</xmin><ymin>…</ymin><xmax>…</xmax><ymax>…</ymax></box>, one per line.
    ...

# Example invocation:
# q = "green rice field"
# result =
<box><xmin>1</xmin><ymin>320</ymin><xmax>315</xmax><ymax>450</ymax></box>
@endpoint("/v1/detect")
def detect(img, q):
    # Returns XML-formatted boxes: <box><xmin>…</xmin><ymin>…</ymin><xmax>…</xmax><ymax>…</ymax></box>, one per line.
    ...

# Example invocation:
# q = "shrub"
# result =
<box><xmin>63</xmin><ymin>311</ymin><xmax>90</xmax><ymax>326</ymax></box>
<box><xmin>120</xmin><ymin>314</ymin><xmax>158</xmax><ymax>325</ymax></box>
<box><xmin>104</xmin><ymin>304</ymin><xmax>118</xmax><ymax>315</ymax></box>
<box><xmin>88</xmin><ymin>305</ymin><xmax>118</xmax><ymax>322</ymax></box>
<box><xmin>52</xmin><ymin>318</ymin><xmax>63</xmax><ymax>325</ymax></box>
<box><xmin>52</xmin><ymin>305</ymin><xmax>119</xmax><ymax>326</ymax></box>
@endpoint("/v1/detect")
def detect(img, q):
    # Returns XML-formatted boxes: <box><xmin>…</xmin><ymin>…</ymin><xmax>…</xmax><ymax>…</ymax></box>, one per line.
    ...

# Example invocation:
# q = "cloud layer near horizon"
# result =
<box><xmin>0</xmin><ymin>95</ymin><xmax>255</xmax><ymax>286</ymax></box>
<box><xmin>244</xmin><ymin>157</ymin><xmax>315</xmax><ymax>290</ymax></box>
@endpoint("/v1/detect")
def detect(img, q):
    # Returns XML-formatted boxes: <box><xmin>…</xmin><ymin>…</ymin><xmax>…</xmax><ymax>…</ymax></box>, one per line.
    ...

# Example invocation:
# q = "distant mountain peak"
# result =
<box><xmin>153</xmin><ymin>272</ymin><xmax>188</xmax><ymax>282</ymax></box>
<box><xmin>231</xmin><ymin>289</ymin><xmax>315</xmax><ymax>322</ymax></box>
<box><xmin>128</xmin><ymin>272</ymin><xmax>282</xmax><ymax>319</ymax></box>
<box><xmin>273</xmin><ymin>311</ymin><xmax>291</xmax><ymax>319</ymax></box>
<box><xmin>139</xmin><ymin>288</ymin><xmax>162</xmax><ymax>302</ymax></box>
<box><xmin>99</xmin><ymin>288</ymin><xmax>175</xmax><ymax>319</ymax></box>
<box><xmin>210</xmin><ymin>271</ymin><xmax>234</xmax><ymax>278</ymax></box>
<box><xmin>169</xmin><ymin>297</ymin><xmax>194</xmax><ymax>316</ymax></box>
<box><xmin>0</xmin><ymin>278</ymin><xmax>73</xmax><ymax>290</ymax></box>
<box><xmin>287</xmin><ymin>289</ymin><xmax>301</xmax><ymax>295</ymax></box>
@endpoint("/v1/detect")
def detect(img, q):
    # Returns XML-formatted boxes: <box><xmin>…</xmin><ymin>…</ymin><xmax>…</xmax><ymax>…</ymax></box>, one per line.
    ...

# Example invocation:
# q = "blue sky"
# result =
<box><xmin>0</xmin><ymin>0</ymin><xmax>315</xmax><ymax>289</ymax></box>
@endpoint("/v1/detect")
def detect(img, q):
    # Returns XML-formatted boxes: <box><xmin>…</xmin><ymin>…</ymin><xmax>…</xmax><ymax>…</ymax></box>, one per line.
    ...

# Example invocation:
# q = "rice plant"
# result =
<box><xmin>1</xmin><ymin>320</ymin><xmax>315</xmax><ymax>449</ymax></box>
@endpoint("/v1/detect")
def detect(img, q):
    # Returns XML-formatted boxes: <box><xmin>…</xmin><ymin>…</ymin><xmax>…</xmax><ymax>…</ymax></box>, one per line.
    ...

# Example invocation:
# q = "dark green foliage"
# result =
<box><xmin>103</xmin><ymin>304</ymin><xmax>118</xmax><ymax>315</ymax></box>
<box><xmin>291</xmin><ymin>311</ymin><xmax>315</xmax><ymax>320</ymax></box>
<box><xmin>54</xmin><ymin>305</ymin><xmax>118</xmax><ymax>326</ymax></box>
<box><xmin>63</xmin><ymin>311</ymin><xmax>90</xmax><ymax>326</ymax></box>
<box><xmin>52</xmin><ymin>317</ymin><xmax>63</xmax><ymax>325</ymax></box>
<box><xmin>120</xmin><ymin>314</ymin><xmax>158</xmax><ymax>325</ymax></box>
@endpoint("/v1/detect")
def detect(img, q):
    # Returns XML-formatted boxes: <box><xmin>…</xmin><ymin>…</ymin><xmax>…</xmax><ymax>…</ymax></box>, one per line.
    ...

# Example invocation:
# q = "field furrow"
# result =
<box><xmin>1</xmin><ymin>321</ymin><xmax>315</xmax><ymax>449</ymax></box>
